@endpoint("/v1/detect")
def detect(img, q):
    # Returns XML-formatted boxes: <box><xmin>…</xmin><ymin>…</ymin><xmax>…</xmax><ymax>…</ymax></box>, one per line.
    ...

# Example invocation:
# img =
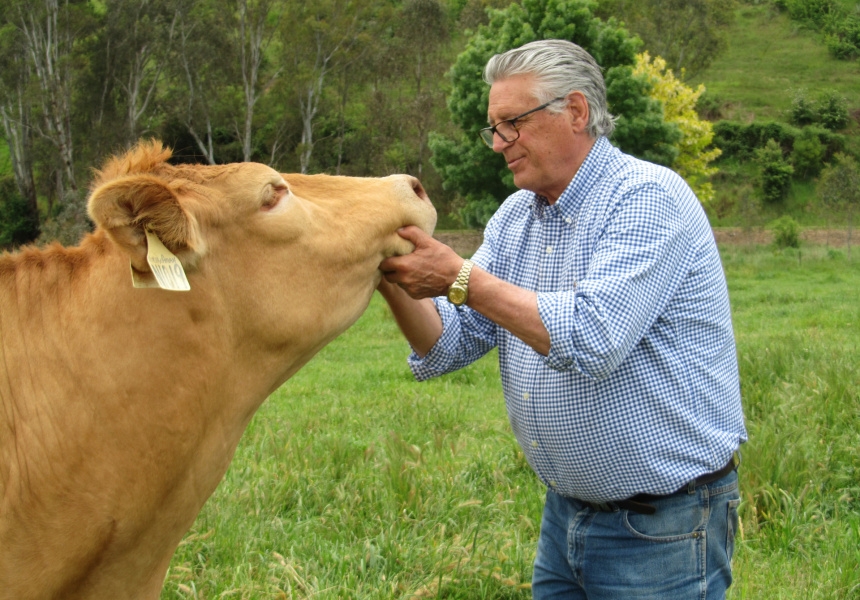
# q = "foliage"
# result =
<box><xmin>633</xmin><ymin>52</ymin><xmax>721</xmax><ymax>205</ymax></box>
<box><xmin>0</xmin><ymin>176</ymin><xmax>39</xmax><ymax>248</ymax></box>
<box><xmin>790</xmin><ymin>127</ymin><xmax>825</xmax><ymax>178</ymax></box>
<box><xmin>755</xmin><ymin>139</ymin><xmax>794</xmax><ymax>204</ymax></box>
<box><xmin>788</xmin><ymin>89</ymin><xmax>819</xmax><ymax>127</ymax></box>
<box><xmin>816</xmin><ymin>89</ymin><xmax>850</xmax><ymax>130</ymax></box>
<box><xmin>772</xmin><ymin>0</ymin><xmax>860</xmax><ymax>60</ymax></box>
<box><xmin>788</xmin><ymin>88</ymin><xmax>850</xmax><ymax>131</ymax></box>
<box><xmin>596</xmin><ymin>0</ymin><xmax>736</xmax><ymax>79</ymax></box>
<box><xmin>429</xmin><ymin>0</ymin><xmax>680</xmax><ymax>227</ymax></box>
<box><xmin>713</xmin><ymin>120</ymin><xmax>846</xmax><ymax>162</ymax></box>
<box><xmin>768</xmin><ymin>214</ymin><xmax>801</xmax><ymax>248</ymax></box>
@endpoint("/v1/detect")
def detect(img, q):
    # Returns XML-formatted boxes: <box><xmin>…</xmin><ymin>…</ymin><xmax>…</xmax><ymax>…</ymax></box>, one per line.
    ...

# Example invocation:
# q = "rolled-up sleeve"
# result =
<box><xmin>407</xmin><ymin>242</ymin><xmax>499</xmax><ymax>381</ymax></box>
<box><xmin>537</xmin><ymin>182</ymin><xmax>691</xmax><ymax>380</ymax></box>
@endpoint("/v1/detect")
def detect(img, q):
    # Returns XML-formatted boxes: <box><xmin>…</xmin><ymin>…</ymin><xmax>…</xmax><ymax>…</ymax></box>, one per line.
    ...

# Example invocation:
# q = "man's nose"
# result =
<box><xmin>492</xmin><ymin>132</ymin><xmax>512</xmax><ymax>152</ymax></box>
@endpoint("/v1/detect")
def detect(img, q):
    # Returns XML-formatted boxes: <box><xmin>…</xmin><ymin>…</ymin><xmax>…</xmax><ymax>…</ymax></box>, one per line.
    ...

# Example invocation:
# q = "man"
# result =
<box><xmin>378</xmin><ymin>39</ymin><xmax>747</xmax><ymax>599</ymax></box>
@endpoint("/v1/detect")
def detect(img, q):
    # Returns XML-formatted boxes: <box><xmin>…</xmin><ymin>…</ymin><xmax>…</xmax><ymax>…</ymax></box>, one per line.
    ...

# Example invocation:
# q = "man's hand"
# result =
<box><xmin>379</xmin><ymin>226</ymin><xmax>464</xmax><ymax>299</ymax></box>
<box><xmin>378</xmin><ymin>226</ymin><xmax>551</xmax><ymax>356</ymax></box>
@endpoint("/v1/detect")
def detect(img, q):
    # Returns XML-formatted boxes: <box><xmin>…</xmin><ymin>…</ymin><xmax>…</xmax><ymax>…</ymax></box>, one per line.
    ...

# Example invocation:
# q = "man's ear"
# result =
<box><xmin>87</xmin><ymin>174</ymin><xmax>204</xmax><ymax>272</ymax></box>
<box><xmin>566</xmin><ymin>91</ymin><xmax>590</xmax><ymax>134</ymax></box>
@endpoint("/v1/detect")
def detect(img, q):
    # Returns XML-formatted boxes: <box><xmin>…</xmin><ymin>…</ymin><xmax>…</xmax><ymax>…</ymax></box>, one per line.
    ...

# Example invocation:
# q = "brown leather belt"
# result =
<box><xmin>584</xmin><ymin>453</ymin><xmax>739</xmax><ymax>516</ymax></box>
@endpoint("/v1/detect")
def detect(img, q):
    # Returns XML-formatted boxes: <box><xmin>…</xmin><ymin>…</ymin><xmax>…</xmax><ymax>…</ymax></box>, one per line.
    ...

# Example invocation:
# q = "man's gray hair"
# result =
<box><xmin>483</xmin><ymin>39</ymin><xmax>616</xmax><ymax>138</ymax></box>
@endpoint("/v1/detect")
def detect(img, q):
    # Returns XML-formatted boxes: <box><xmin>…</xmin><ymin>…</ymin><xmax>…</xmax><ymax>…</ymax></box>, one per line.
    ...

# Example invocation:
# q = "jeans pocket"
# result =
<box><xmin>623</xmin><ymin>495</ymin><xmax>706</xmax><ymax>541</ymax></box>
<box><xmin>726</xmin><ymin>498</ymin><xmax>741</xmax><ymax>560</ymax></box>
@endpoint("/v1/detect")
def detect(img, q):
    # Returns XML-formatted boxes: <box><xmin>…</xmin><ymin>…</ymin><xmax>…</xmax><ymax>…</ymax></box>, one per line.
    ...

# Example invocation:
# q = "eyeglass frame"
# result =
<box><xmin>478</xmin><ymin>96</ymin><xmax>568</xmax><ymax>148</ymax></box>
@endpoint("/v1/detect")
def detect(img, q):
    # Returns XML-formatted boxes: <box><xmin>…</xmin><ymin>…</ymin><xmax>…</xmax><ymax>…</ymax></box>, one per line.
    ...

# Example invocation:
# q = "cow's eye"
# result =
<box><xmin>262</xmin><ymin>184</ymin><xmax>289</xmax><ymax>210</ymax></box>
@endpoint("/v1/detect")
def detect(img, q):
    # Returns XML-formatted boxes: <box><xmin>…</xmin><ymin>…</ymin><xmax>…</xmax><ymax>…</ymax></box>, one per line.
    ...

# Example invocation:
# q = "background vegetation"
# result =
<box><xmin>2</xmin><ymin>0</ymin><xmax>858</xmax><ymax>244</ymax></box>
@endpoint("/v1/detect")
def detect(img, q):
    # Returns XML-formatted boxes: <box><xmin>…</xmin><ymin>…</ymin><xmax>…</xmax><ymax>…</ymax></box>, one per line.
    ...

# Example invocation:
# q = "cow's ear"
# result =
<box><xmin>87</xmin><ymin>174</ymin><xmax>204</xmax><ymax>272</ymax></box>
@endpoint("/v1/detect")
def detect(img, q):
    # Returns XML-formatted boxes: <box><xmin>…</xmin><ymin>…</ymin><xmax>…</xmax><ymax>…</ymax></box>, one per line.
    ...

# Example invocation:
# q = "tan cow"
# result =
<box><xmin>0</xmin><ymin>140</ymin><xmax>436</xmax><ymax>600</ymax></box>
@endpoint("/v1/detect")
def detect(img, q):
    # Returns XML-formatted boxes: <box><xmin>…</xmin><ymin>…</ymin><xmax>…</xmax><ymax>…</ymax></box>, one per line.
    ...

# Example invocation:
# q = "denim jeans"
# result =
<box><xmin>532</xmin><ymin>470</ymin><xmax>740</xmax><ymax>599</ymax></box>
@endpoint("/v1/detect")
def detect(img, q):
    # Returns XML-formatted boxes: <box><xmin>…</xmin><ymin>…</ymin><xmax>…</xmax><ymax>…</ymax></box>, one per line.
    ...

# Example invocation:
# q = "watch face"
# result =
<box><xmin>448</xmin><ymin>285</ymin><xmax>467</xmax><ymax>305</ymax></box>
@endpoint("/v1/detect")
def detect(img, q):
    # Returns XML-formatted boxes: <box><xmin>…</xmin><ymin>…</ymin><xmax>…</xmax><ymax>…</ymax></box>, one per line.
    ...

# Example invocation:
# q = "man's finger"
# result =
<box><xmin>396</xmin><ymin>225</ymin><xmax>433</xmax><ymax>247</ymax></box>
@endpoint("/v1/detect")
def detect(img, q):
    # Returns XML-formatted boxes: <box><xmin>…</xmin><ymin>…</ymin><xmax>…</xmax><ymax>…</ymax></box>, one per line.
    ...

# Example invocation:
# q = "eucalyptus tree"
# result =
<box><xmin>5</xmin><ymin>0</ymin><xmax>95</xmax><ymax>202</ymax></box>
<box><xmin>0</xmin><ymin>15</ymin><xmax>38</xmax><ymax>215</ymax></box>
<box><xmin>102</xmin><ymin>0</ymin><xmax>179</xmax><ymax>145</ymax></box>
<box><xmin>234</xmin><ymin>0</ymin><xmax>282</xmax><ymax>163</ymax></box>
<box><xmin>396</xmin><ymin>0</ymin><xmax>451</xmax><ymax>179</ymax></box>
<box><xmin>170</xmin><ymin>0</ymin><xmax>235</xmax><ymax>164</ymax></box>
<box><xmin>280</xmin><ymin>0</ymin><xmax>378</xmax><ymax>174</ymax></box>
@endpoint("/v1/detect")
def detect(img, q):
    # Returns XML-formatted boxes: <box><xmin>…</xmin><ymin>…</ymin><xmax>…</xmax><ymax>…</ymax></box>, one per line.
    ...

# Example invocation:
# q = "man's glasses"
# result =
<box><xmin>478</xmin><ymin>97</ymin><xmax>567</xmax><ymax>148</ymax></box>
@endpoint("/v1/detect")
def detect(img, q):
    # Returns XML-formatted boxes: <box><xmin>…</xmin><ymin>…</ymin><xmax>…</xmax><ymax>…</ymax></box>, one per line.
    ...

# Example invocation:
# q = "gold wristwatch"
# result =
<box><xmin>447</xmin><ymin>259</ymin><xmax>475</xmax><ymax>306</ymax></box>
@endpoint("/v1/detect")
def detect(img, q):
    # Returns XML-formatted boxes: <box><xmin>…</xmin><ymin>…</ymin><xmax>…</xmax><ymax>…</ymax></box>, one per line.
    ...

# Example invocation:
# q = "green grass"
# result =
<box><xmin>721</xmin><ymin>244</ymin><xmax>860</xmax><ymax>599</ymax></box>
<box><xmin>161</xmin><ymin>242</ymin><xmax>860</xmax><ymax>599</ymax></box>
<box><xmin>693</xmin><ymin>2</ymin><xmax>860</xmax><ymax>122</ymax></box>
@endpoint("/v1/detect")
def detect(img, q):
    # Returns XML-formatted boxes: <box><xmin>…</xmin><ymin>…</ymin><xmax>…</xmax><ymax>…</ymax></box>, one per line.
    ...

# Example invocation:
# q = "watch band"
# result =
<box><xmin>454</xmin><ymin>259</ymin><xmax>474</xmax><ymax>288</ymax></box>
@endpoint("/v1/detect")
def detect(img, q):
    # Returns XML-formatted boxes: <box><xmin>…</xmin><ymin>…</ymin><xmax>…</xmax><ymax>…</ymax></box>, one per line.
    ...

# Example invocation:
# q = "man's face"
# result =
<box><xmin>487</xmin><ymin>74</ymin><xmax>588</xmax><ymax>203</ymax></box>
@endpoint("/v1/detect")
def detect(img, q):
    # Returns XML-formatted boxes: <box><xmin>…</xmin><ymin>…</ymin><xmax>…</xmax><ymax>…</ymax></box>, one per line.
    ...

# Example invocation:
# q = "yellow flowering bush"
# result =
<box><xmin>633</xmin><ymin>52</ymin><xmax>721</xmax><ymax>206</ymax></box>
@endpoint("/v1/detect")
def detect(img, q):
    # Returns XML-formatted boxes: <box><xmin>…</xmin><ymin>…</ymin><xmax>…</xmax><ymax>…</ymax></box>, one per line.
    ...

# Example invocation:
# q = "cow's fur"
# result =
<box><xmin>0</xmin><ymin>140</ymin><xmax>436</xmax><ymax>600</ymax></box>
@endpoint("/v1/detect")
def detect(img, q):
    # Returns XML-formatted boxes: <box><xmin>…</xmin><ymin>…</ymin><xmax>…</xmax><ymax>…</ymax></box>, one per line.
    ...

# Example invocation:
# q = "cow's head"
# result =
<box><xmin>87</xmin><ymin>140</ymin><xmax>436</xmax><ymax>381</ymax></box>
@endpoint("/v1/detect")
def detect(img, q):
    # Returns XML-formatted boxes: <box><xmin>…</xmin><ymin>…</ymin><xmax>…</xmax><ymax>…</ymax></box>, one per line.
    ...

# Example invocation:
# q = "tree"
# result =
<box><xmin>105</xmin><ymin>0</ymin><xmax>179</xmax><ymax>145</ymax></box>
<box><xmin>396</xmin><ymin>0</ymin><xmax>451</xmax><ymax>180</ymax></box>
<box><xmin>234</xmin><ymin>0</ymin><xmax>281</xmax><ymax>163</ymax></box>
<box><xmin>280</xmin><ymin>0</ymin><xmax>375</xmax><ymax>174</ymax></box>
<box><xmin>169</xmin><ymin>0</ymin><xmax>229</xmax><ymax>164</ymax></box>
<box><xmin>428</xmin><ymin>0</ymin><xmax>679</xmax><ymax>227</ymax></box>
<box><xmin>595</xmin><ymin>0</ymin><xmax>736</xmax><ymax>79</ymax></box>
<box><xmin>0</xmin><ymin>14</ymin><xmax>39</xmax><ymax>226</ymax></box>
<box><xmin>9</xmin><ymin>0</ymin><xmax>94</xmax><ymax>202</ymax></box>
<box><xmin>633</xmin><ymin>52</ymin><xmax>721</xmax><ymax>205</ymax></box>
<box><xmin>755</xmin><ymin>139</ymin><xmax>794</xmax><ymax>204</ymax></box>
<box><xmin>817</xmin><ymin>152</ymin><xmax>860</xmax><ymax>259</ymax></box>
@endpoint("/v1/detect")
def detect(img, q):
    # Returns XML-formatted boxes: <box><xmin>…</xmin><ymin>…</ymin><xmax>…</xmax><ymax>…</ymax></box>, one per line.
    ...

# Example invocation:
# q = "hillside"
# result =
<box><xmin>692</xmin><ymin>1</ymin><xmax>860</xmax><ymax>122</ymax></box>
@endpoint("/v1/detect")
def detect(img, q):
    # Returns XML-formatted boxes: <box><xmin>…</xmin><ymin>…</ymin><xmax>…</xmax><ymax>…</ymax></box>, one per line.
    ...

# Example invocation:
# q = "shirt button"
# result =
<box><xmin>546</xmin><ymin>246</ymin><xmax>553</xmax><ymax>254</ymax></box>
<box><xmin>549</xmin><ymin>481</ymin><xmax>558</xmax><ymax>488</ymax></box>
<box><xmin>531</xmin><ymin>440</ymin><xmax>539</xmax><ymax>448</ymax></box>
<box><xmin>523</xmin><ymin>392</ymin><xmax>530</xmax><ymax>400</ymax></box>
<box><xmin>565</xmin><ymin>217</ymin><xmax>572</xmax><ymax>224</ymax></box>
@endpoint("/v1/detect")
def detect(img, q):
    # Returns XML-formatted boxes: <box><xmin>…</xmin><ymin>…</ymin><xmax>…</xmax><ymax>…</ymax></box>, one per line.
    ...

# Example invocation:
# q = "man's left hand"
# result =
<box><xmin>379</xmin><ymin>226</ymin><xmax>464</xmax><ymax>300</ymax></box>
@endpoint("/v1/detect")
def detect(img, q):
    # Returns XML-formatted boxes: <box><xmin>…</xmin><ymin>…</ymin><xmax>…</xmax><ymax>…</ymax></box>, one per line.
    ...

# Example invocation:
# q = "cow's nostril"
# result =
<box><xmin>411</xmin><ymin>178</ymin><xmax>429</xmax><ymax>202</ymax></box>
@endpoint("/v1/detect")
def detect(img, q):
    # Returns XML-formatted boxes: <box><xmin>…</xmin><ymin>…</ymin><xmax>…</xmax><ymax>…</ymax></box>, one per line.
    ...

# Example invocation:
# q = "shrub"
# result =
<box><xmin>789</xmin><ymin>89</ymin><xmax>817</xmax><ymax>127</ymax></box>
<box><xmin>768</xmin><ymin>215</ymin><xmax>801</xmax><ymax>249</ymax></box>
<box><xmin>755</xmin><ymin>139</ymin><xmax>794</xmax><ymax>203</ymax></box>
<box><xmin>0</xmin><ymin>176</ymin><xmax>40</xmax><ymax>249</ymax></box>
<box><xmin>791</xmin><ymin>129</ymin><xmax>825</xmax><ymax>178</ymax></box>
<box><xmin>632</xmin><ymin>53</ymin><xmax>721</xmax><ymax>205</ymax></box>
<box><xmin>713</xmin><ymin>120</ymin><xmax>798</xmax><ymax>160</ymax></box>
<box><xmin>816</xmin><ymin>89</ymin><xmax>850</xmax><ymax>131</ymax></box>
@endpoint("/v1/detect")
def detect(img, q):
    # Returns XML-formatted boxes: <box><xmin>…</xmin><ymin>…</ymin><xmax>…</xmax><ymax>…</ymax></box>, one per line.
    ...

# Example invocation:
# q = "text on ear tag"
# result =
<box><xmin>144</xmin><ymin>230</ymin><xmax>191</xmax><ymax>291</ymax></box>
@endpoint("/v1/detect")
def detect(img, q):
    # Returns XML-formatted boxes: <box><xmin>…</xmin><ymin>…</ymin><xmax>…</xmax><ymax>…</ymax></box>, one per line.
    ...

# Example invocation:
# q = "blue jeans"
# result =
<box><xmin>532</xmin><ymin>470</ymin><xmax>740</xmax><ymax>599</ymax></box>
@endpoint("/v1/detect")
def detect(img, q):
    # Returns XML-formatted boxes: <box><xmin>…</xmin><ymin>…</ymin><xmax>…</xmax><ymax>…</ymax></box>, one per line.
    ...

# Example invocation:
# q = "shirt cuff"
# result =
<box><xmin>407</xmin><ymin>298</ymin><xmax>462</xmax><ymax>381</ymax></box>
<box><xmin>537</xmin><ymin>292</ymin><xmax>577</xmax><ymax>371</ymax></box>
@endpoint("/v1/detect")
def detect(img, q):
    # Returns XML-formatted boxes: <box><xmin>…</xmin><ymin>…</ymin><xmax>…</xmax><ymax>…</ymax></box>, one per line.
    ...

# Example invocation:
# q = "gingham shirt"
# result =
<box><xmin>409</xmin><ymin>137</ymin><xmax>747</xmax><ymax>502</ymax></box>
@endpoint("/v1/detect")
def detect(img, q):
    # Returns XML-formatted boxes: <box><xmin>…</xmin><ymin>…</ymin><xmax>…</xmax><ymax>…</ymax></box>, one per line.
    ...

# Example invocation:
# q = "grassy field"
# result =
<box><xmin>691</xmin><ymin>1</ymin><xmax>860</xmax><ymax>229</ymax></box>
<box><xmin>162</xmin><ymin>241</ymin><xmax>859</xmax><ymax>599</ymax></box>
<box><xmin>692</xmin><ymin>2</ymin><xmax>860</xmax><ymax>122</ymax></box>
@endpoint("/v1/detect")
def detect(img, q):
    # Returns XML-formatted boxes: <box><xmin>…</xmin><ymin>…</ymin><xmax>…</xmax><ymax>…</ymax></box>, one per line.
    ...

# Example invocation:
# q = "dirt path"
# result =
<box><xmin>434</xmin><ymin>229</ymin><xmax>853</xmax><ymax>256</ymax></box>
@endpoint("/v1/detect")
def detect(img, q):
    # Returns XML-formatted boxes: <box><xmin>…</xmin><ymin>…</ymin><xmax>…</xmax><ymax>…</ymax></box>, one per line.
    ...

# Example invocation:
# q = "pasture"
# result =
<box><xmin>163</xmin><ymin>240</ymin><xmax>859</xmax><ymax>599</ymax></box>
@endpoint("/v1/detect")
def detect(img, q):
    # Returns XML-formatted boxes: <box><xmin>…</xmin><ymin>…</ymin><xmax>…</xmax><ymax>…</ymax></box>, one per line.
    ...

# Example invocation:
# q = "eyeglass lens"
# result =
<box><xmin>479</xmin><ymin>121</ymin><xmax>518</xmax><ymax>146</ymax></box>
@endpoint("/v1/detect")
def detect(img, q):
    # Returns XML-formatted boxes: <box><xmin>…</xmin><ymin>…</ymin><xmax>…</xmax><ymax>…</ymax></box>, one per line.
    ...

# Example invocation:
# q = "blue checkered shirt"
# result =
<box><xmin>409</xmin><ymin>137</ymin><xmax>747</xmax><ymax>502</ymax></box>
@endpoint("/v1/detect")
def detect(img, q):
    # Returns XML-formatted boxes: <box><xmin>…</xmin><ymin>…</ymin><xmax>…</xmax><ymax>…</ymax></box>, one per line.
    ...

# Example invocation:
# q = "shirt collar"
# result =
<box><xmin>529</xmin><ymin>136</ymin><xmax>613</xmax><ymax>222</ymax></box>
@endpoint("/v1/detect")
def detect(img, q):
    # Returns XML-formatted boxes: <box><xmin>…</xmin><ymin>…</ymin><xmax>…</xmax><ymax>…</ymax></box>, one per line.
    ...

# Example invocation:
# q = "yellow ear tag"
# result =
<box><xmin>137</xmin><ymin>230</ymin><xmax>191</xmax><ymax>291</ymax></box>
